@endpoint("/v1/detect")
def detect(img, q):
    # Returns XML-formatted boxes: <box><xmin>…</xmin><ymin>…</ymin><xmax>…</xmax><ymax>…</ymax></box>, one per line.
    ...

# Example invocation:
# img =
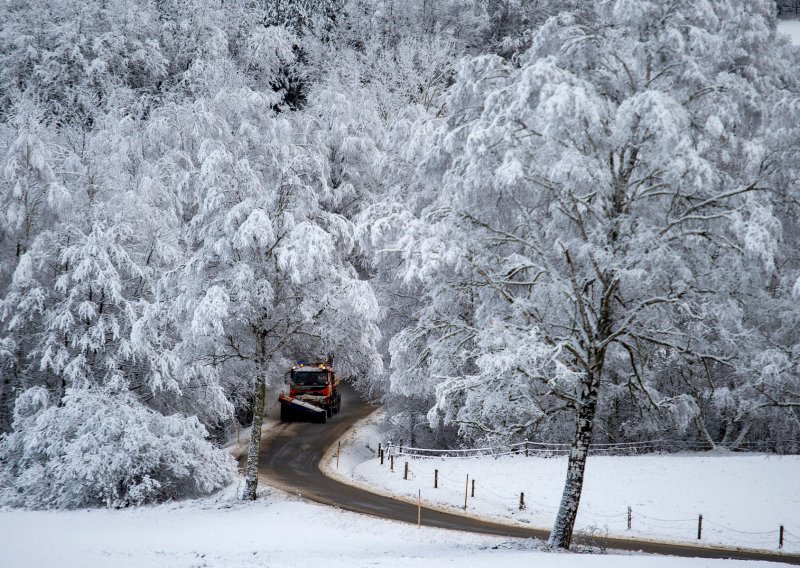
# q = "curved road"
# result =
<box><xmin>254</xmin><ymin>383</ymin><xmax>800</xmax><ymax>565</ymax></box>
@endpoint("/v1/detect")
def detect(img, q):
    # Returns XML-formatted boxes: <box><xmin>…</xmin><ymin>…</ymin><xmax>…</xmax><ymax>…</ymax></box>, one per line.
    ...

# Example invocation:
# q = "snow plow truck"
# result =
<box><xmin>278</xmin><ymin>361</ymin><xmax>342</xmax><ymax>423</ymax></box>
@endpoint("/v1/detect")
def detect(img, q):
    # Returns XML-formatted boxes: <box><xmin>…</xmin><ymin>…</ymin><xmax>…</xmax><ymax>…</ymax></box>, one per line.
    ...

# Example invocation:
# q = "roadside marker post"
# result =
<box><xmin>418</xmin><ymin>490</ymin><xmax>421</xmax><ymax>528</ymax></box>
<box><xmin>464</xmin><ymin>475</ymin><xmax>469</xmax><ymax>510</ymax></box>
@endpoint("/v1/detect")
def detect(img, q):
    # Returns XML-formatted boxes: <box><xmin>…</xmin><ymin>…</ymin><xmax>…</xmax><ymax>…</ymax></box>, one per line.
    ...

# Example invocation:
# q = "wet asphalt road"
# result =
<box><xmin>255</xmin><ymin>383</ymin><xmax>800</xmax><ymax>565</ymax></box>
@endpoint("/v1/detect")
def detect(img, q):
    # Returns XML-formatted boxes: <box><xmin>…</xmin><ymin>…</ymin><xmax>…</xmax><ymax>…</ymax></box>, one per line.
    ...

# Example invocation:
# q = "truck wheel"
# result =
<box><xmin>326</xmin><ymin>405</ymin><xmax>333</xmax><ymax>418</ymax></box>
<box><xmin>280</xmin><ymin>405</ymin><xmax>291</xmax><ymax>422</ymax></box>
<box><xmin>318</xmin><ymin>411</ymin><xmax>328</xmax><ymax>424</ymax></box>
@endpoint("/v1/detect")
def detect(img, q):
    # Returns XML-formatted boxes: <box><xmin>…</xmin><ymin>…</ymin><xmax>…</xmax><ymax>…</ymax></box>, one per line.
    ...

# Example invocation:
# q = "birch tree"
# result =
<box><xmin>381</xmin><ymin>0</ymin><xmax>799</xmax><ymax>548</ymax></box>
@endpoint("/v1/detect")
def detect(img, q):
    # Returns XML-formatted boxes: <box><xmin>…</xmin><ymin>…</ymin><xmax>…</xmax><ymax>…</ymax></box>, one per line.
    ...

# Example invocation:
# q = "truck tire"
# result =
<box><xmin>280</xmin><ymin>405</ymin><xmax>291</xmax><ymax>422</ymax></box>
<box><xmin>326</xmin><ymin>405</ymin><xmax>333</xmax><ymax>418</ymax></box>
<box><xmin>318</xmin><ymin>410</ymin><xmax>328</xmax><ymax>424</ymax></box>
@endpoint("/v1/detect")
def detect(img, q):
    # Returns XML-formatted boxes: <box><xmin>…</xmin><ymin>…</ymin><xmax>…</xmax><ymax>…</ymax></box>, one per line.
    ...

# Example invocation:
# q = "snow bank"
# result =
<box><xmin>324</xmin><ymin>412</ymin><xmax>800</xmax><ymax>554</ymax></box>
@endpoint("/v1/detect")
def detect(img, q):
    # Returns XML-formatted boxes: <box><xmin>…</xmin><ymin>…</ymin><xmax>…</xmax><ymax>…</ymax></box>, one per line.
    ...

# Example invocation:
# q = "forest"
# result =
<box><xmin>0</xmin><ymin>0</ymin><xmax>798</xmax><ymax>545</ymax></box>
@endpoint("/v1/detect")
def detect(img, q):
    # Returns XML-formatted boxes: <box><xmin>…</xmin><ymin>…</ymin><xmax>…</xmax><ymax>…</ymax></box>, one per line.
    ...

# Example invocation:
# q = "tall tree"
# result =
<box><xmin>143</xmin><ymin>82</ymin><xmax>382</xmax><ymax>499</ymax></box>
<box><xmin>379</xmin><ymin>0</ymin><xmax>800</xmax><ymax>548</ymax></box>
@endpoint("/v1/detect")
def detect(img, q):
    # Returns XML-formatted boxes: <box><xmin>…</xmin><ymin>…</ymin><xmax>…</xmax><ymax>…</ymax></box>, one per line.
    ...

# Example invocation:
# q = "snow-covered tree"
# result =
<box><xmin>134</xmin><ymin>65</ymin><xmax>382</xmax><ymax>497</ymax></box>
<box><xmin>379</xmin><ymin>0</ymin><xmax>800</xmax><ymax>548</ymax></box>
<box><xmin>0</xmin><ymin>104</ymin><xmax>67</xmax><ymax>269</ymax></box>
<box><xmin>0</xmin><ymin>385</ymin><xmax>234</xmax><ymax>508</ymax></box>
<box><xmin>0</xmin><ymin>103</ymin><xmax>69</xmax><ymax>430</ymax></box>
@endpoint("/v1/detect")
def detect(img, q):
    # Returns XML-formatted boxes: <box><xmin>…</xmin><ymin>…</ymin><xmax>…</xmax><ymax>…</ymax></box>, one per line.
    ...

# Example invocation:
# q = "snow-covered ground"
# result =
<box><xmin>0</xmin><ymin>483</ymin><xmax>792</xmax><ymax>568</ymax></box>
<box><xmin>1</xmin><ymin>411</ymin><xmax>797</xmax><ymax>567</ymax></box>
<box><xmin>778</xmin><ymin>19</ymin><xmax>800</xmax><ymax>45</ymax></box>
<box><xmin>0</xmin><ymin>485</ymin><xmax>527</xmax><ymax>568</ymax></box>
<box><xmin>323</xmin><ymin>412</ymin><xmax>800</xmax><ymax>555</ymax></box>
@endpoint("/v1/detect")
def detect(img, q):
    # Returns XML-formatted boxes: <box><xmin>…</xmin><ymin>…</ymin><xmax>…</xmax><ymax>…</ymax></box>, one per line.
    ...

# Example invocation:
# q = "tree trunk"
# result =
<box><xmin>0</xmin><ymin>373</ymin><xmax>12</xmax><ymax>433</ymax></box>
<box><xmin>242</xmin><ymin>330</ymin><xmax>267</xmax><ymax>501</ymax></box>
<box><xmin>243</xmin><ymin>378</ymin><xmax>266</xmax><ymax>500</ymax></box>
<box><xmin>548</xmin><ymin>367</ymin><xmax>601</xmax><ymax>549</ymax></box>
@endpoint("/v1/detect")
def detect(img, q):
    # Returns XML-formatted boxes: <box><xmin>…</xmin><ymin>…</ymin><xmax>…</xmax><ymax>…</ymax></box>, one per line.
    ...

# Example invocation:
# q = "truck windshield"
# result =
<box><xmin>293</xmin><ymin>371</ymin><xmax>328</xmax><ymax>386</ymax></box>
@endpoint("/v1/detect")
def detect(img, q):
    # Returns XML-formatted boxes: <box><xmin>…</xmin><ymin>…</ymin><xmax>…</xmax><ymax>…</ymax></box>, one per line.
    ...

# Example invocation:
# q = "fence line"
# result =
<box><xmin>704</xmin><ymin>519</ymin><xmax>780</xmax><ymax>536</ymax></box>
<box><xmin>376</xmin><ymin>449</ymin><xmax>795</xmax><ymax>551</ymax></box>
<box><xmin>387</xmin><ymin>438</ymin><xmax>795</xmax><ymax>459</ymax></box>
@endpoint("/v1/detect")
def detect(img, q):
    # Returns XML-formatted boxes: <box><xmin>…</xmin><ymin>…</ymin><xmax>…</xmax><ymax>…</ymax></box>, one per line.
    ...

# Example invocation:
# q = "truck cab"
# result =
<box><xmin>280</xmin><ymin>362</ymin><xmax>342</xmax><ymax>422</ymax></box>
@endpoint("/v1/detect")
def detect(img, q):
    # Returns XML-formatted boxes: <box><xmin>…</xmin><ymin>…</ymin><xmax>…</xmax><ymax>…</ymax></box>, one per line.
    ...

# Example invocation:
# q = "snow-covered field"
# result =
<box><xmin>778</xmin><ymin>20</ymin><xmax>800</xmax><ymax>45</ymax></box>
<box><xmin>324</xmin><ymin>412</ymin><xmax>800</xmax><ymax>555</ymax></box>
<box><xmin>0</xmin><ymin>483</ymin><xmax>793</xmax><ymax>568</ymax></box>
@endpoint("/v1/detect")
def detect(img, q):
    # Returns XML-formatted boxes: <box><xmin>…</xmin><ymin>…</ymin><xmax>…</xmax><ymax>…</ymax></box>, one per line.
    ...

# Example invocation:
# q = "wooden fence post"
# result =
<box><xmin>336</xmin><ymin>441</ymin><xmax>341</xmax><ymax>469</ymax></box>
<box><xmin>779</xmin><ymin>525</ymin><xmax>784</xmax><ymax>549</ymax></box>
<box><xmin>519</xmin><ymin>492</ymin><xmax>525</xmax><ymax>510</ymax></box>
<box><xmin>434</xmin><ymin>469</ymin><xmax>438</xmax><ymax>489</ymax></box>
<box><xmin>627</xmin><ymin>506</ymin><xmax>632</xmax><ymax>530</ymax></box>
<box><xmin>464</xmin><ymin>475</ymin><xmax>469</xmax><ymax>509</ymax></box>
<box><xmin>390</xmin><ymin>454</ymin><xmax>394</xmax><ymax>472</ymax></box>
<box><xmin>525</xmin><ymin>440</ymin><xmax>529</xmax><ymax>457</ymax></box>
<box><xmin>380</xmin><ymin>449</ymin><xmax>384</xmax><ymax>465</ymax></box>
<box><xmin>697</xmin><ymin>515</ymin><xmax>703</xmax><ymax>540</ymax></box>
<box><xmin>404</xmin><ymin>461</ymin><xmax>409</xmax><ymax>480</ymax></box>
<box><xmin>471</xmin><ymin>478</ymin><xmax>475</xmax><ymax>498</ymax></box>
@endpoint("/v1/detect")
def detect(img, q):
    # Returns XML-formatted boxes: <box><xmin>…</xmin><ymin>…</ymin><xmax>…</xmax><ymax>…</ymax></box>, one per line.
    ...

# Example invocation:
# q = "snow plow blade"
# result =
<box><xmin>279</xmin><ymin>393</ymin><xmax>327</xmax><ymax>423</ymax></box>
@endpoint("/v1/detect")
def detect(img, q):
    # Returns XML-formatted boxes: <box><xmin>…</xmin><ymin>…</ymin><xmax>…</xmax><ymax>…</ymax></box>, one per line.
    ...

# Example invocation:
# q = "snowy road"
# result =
<box><xmin>252</xmin><ymin>383</ymin><xmax>800</xmax><ymax>565</ymax></box>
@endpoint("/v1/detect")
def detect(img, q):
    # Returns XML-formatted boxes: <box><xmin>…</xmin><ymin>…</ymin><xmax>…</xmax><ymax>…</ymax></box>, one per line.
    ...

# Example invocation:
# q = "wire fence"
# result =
<box><xmin>386</xmin><ymin>438</ymin><xmax>796</xmax><ymax>459</ymax></box>
<box><xmin>373</xmin><ymin>443</ymin><xmax>797</xmax><ymax>552</ymax></box>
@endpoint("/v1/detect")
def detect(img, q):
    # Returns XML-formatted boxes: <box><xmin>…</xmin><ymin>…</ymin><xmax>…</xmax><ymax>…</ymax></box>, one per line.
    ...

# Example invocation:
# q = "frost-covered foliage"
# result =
<box><xmin>0</xmin><ymin>0</ymin><xmax>388</xmax><ymax>507</ymax></box>
<box><xmin>373</xmin><ymin>0</ymin><xmax>800</xmax><ymax>452</ymax></box>
<box><xmin>1</xmin><ymin>0</ymin><xmax>798</xmax><ymax>514</ymax></box>
<box><xmin>0</xmin><ymin>386</ymin><xmax>235</xmax><ymax>508</ymax></box>
<box><xmin>368</xmin><ymin>0</ymin><xmax>800</xmax><ymax>547</ymax></box>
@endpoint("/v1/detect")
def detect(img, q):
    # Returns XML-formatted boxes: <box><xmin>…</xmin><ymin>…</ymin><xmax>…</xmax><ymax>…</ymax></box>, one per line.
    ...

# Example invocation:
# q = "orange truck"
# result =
<box><xmin>278</xmin><ymin>362</ymin><xmax>342</xmax><ymax>423</ymax></box>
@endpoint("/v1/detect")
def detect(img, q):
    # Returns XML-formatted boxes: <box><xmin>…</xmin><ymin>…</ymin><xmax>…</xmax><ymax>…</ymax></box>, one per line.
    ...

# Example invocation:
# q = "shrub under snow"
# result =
<box><xmin>0</xmin><ymin>387</ymin><xmax>236</xmax><ymax>509</ymax></box>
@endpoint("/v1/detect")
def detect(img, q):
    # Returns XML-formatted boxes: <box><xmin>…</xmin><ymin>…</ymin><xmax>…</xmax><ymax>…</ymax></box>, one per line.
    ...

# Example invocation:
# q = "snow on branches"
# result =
<box><xmin>0</xmin><ymin>386</ymin><xmax>235</xmax><ymax>509</ymax></box>
<box><xmin>375</xmin><ymin>0</ymin><xmax>800</xmax><ymax>548</ymax></box>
